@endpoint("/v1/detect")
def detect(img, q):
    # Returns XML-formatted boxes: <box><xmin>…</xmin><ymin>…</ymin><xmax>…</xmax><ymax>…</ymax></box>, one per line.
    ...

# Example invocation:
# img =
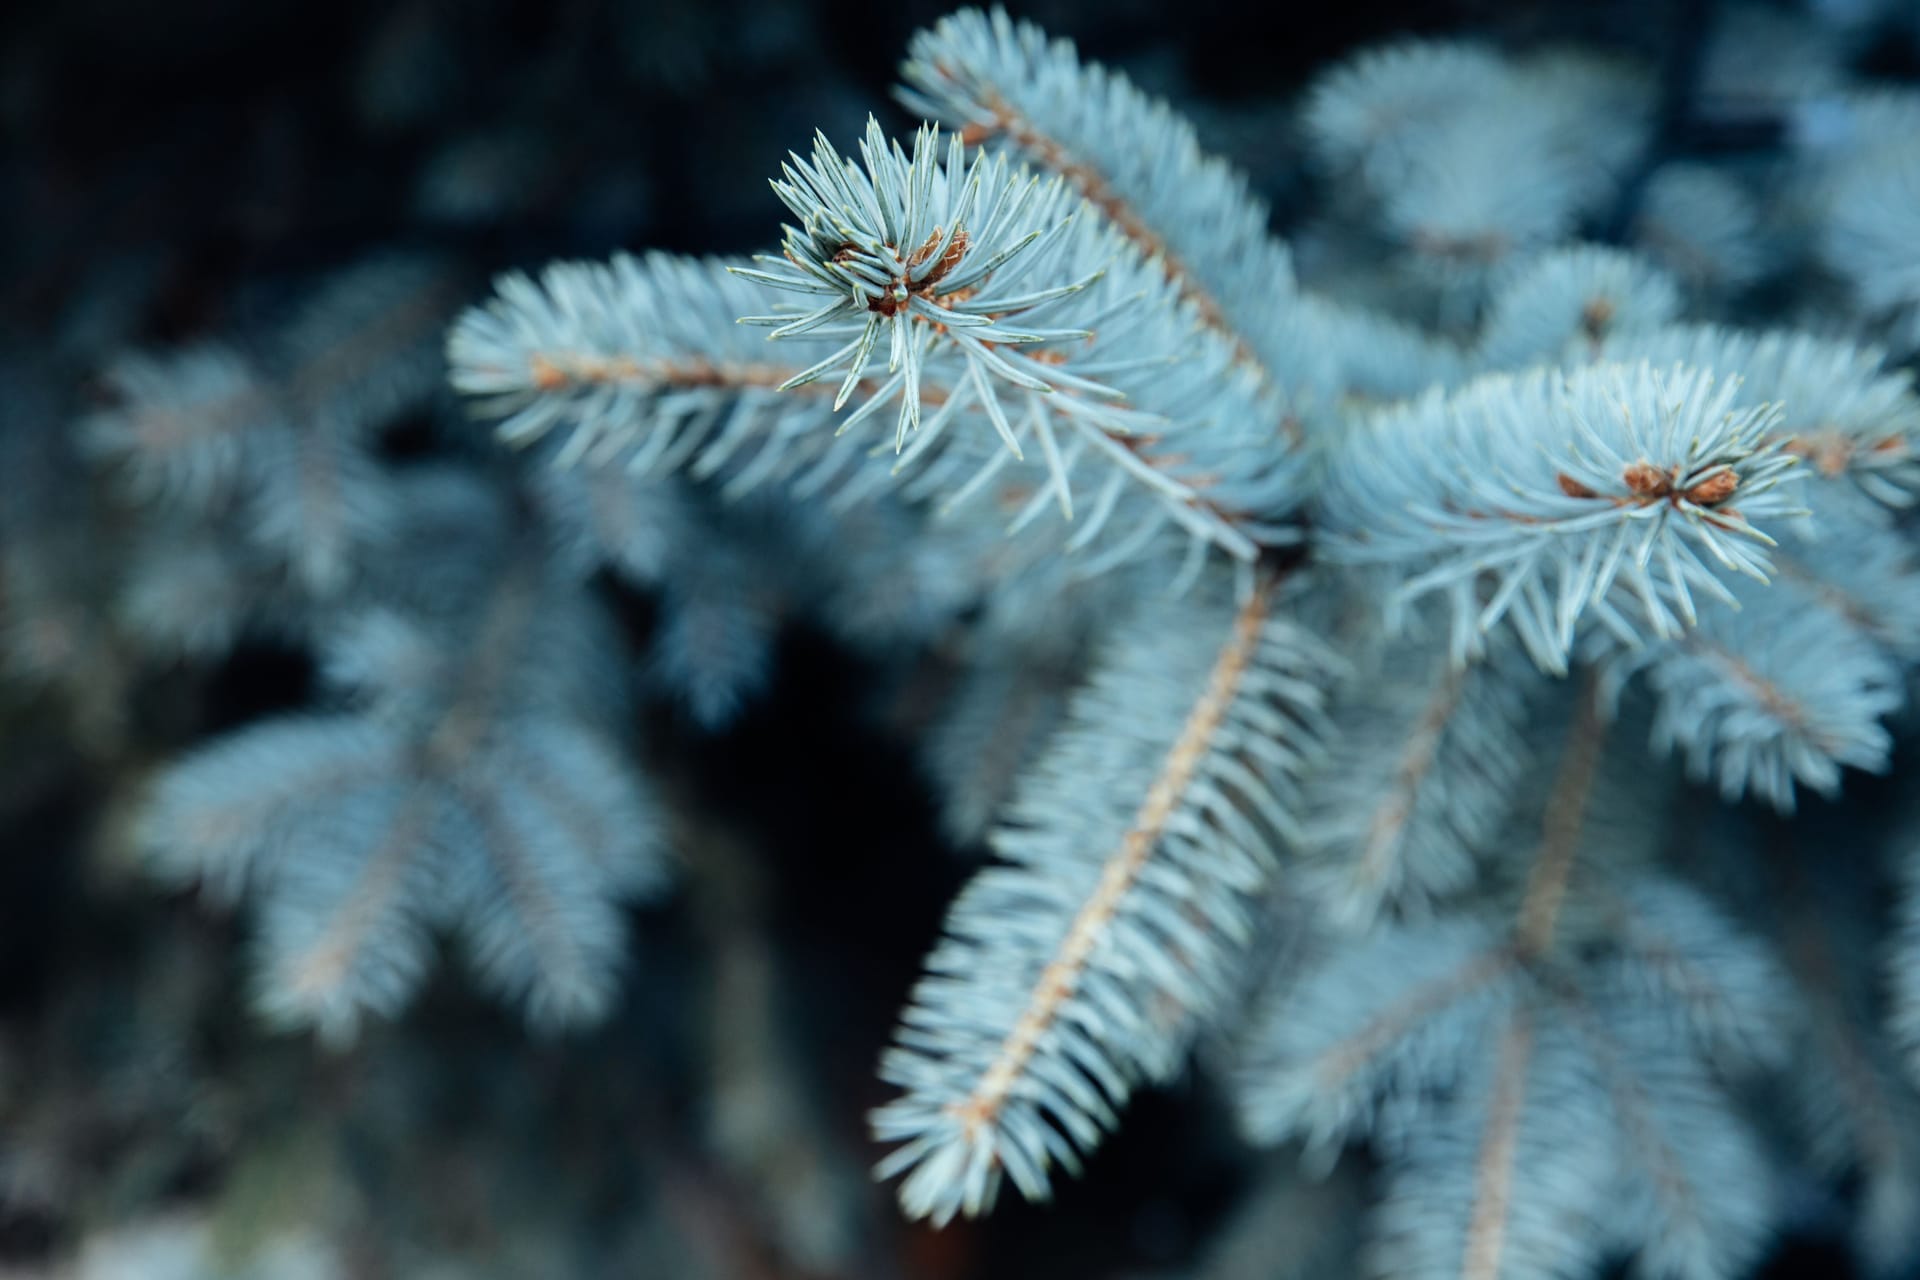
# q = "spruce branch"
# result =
<box><xmin>140</xmin><ymin>531</ymin><xmax>666</xmax><ymax>1042</ymax></box>
<box><xmin>1366</xmin><ymin>1016</ymin><xmax>1618</xmax><ymax>1280</ymax></box>
<box><xmin>80</xmin><ymin>256</ymin><xmax>462</xmax><ymax>610</ymax></box>
<box><xmin>1459</xmin><ymin>1015</ymin><xmax>1537</xmax><ymax>1280</ymax></box>
<box><xmin>1515</xmin><ymin>678</ymin><xmax>1609</xmax><ymax>956</ymax></box>
<box><xmin>454</xmin><ymin>213</ymin><xmax>1306</xmax><ymax>574</ymax></box>
<box><xmin>1319</xmin><ymin>361</ymin><xmax>1804</xmax><ymax>671</ymax></box>
<box><xmin>79</xmin><ymin>345</ymin><xmax>277</xmax><ymax>508</ymax></box>
<box><xmin>1299</xmin><ymin>635</ymin><xmax>1541</xmax><ymax>927</ymax></box>
<box><xmin>897</xmin><ymin>6</ymin><xmax>1297</xmax><ymax>379</ymax></box>
<box><xmin>1235</xmin><ymin>919</ymin><xmax>1521</xmax><ymax>1157</ymax></box>
<box><xmin>1596</xmin><ymin>577</ymin><xmax>1902</xmax><ymax>810</ymax></box>
<box><xmin>871</xmin><ymin>574</ymin><xmax>1334</xmax><ymax>1222</ymax></box>
<box><xmin>1475</xmin><ymin>245</ymin><xmax>1682</xmax><ymax>372</ymax></box>
<box><xmin>1597</xmin><ymin>324</ymin><xmax>1920</xmax><ymax>509</ymax></box>
<box><xmin>1239</xmin><ymin>710</ymin><xmax>1781</xmax><ymax>1279</ymax></box>
<box><xmin>449</xmin><ymin>254</ymin><xmax>837</xmax><ymax>475</ymax></box>
<box><xmin>743</xmin><ymin>117</ymin><xmax>1108</xmax><ymax>450</ymax></box>
<box><xmin>1591</xmin><ymin>876</ymin><xmax>1792</xmax><ymax>1073</ymax></box>
<box><xmin>740</xmin><ymin>115</ymin><xmax>1305</xmax><ymax>560</ymax></box>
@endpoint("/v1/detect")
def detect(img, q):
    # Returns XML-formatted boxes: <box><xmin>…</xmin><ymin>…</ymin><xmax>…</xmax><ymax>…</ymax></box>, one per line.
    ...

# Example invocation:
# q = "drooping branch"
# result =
<box><xmin>1461</xmin><ymin>1015</ymin><xmax>1535</xmax><ymax>1280</ymax></box>
<box><xmin>872</xmin><ymin>575</ymin><xmax>1333</xmax><ymax>1222</ymax></box>
<box><xmin>900</xmin><ymin>8</ymin><xmax>1298</xmax><ymax>389</ymax></box>
<box><xmin>952</xmin><ymin>584</ymin><xmax>1273</xmax><ymax>1132</ymax></box>
<box><xmin>1515</xmin><ymin>676</ymin><xmax>1608</xmax><ymax>956</ymax></box>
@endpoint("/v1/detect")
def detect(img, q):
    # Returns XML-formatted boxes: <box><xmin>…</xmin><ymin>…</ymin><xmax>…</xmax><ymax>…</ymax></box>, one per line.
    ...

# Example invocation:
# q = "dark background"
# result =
<box><xmin>0</xmin><ymin>0</ymin><xmax>1722</xmax><ymax>334</ymax></box>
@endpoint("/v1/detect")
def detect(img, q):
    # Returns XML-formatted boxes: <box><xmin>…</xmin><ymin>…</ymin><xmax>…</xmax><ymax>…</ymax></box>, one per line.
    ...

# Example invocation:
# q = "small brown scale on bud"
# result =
<box><xmin>1602</xmin><ymin>460</ymin><xmax>1740</xmax><ymax>507</ymax></box>
<box><xmin>1684</xmin><ymin>469</ymin><xmax>1740</xmax><ymax>505</ymax></box>
<box><xmin>1622</xmin><ymin>461</ymin><xmax>1672</xmax><ymax>498</ymax></box>
<box><xmin>866</xmin><ymin>228</ymin><xmax>972</xmax><ymax>318</ymax></box>
<box><xmin>1558</xmin><ymin>463</ymin><xmax>1735</xmax><ymax>507</ymax></box>
<box><xmin>909</xmin><ymin>228</ymin><xmax>970</xmax><ymax>290</ymax></box>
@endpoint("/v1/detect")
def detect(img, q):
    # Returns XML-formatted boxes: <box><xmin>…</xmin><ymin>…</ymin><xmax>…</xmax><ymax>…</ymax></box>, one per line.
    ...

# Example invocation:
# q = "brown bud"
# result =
<box><xmin>1622</xmin><ymin>461</ymin><xmax>1671</xmax><ymax>498</ymax></box>
<box><xmin>920</xmin><ymin>230</ymin><xmax>969</xmax><ymax>290</ymax></box>
<box><xmin>905</xmin><ymin>229</ymin><xmax>943</xmax><ymax>269</ymax></box>
<box><xmin>1684</xmin><ymin>469</ymin><xmax>1739</xmax><ymax>505</ymax></box>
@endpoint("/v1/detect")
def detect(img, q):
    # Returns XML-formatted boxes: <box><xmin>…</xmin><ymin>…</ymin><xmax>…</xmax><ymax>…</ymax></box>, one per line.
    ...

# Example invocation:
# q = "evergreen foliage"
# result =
<box><xmin>15</xmin><ymin>4</ymin><xmax>1920</xmax><ymax>1276</ymax></box>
